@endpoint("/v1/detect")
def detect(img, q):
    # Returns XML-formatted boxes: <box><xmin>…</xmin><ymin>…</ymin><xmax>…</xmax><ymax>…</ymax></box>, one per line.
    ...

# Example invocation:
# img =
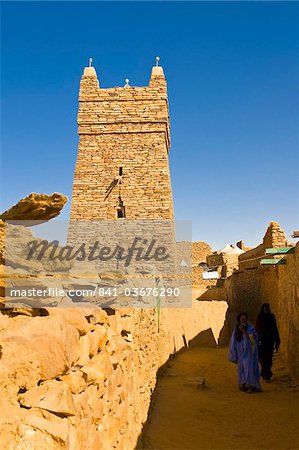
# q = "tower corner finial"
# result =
<box><xmin>124</xmin><ymin>78</ymin><xmax>130</xmax><ymax>88</ymax></box>
<box><xmin>149</xmin><ymin>56</ymin><xmax>165</xmax><ymax>85</ymax></box>
<box><xmin>83</xmin><ymin>58</ymin><xmax>98</xmax><ymax>79</ymax></box>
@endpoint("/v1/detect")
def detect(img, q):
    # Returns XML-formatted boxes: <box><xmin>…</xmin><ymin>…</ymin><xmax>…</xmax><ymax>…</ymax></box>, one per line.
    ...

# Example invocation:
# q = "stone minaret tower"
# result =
<box><xmin>70</xmin><ymin>60</ymin><xmax>174</xmax><ymax>221</ymax></box>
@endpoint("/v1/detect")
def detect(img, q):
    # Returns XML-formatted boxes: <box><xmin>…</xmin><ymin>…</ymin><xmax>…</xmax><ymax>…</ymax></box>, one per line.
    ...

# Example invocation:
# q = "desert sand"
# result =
<box><xmin>141</xmin><ymin>345</ymin><xmax>299</xmax><ymax>449</ymax></box>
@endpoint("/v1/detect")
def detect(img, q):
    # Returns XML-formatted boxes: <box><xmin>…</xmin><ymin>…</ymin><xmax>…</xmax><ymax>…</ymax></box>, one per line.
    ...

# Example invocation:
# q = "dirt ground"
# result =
<box><xmin>140</xmin><ymin>346</ymin><xmax>299</xmax><ymax>450</ymax></box>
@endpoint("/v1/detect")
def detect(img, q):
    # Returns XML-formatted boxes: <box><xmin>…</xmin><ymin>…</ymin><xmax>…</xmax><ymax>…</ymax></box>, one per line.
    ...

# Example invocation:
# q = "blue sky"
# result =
<box><xmin>1</xmin><ymin>1</ymin><xmax>298</xmax><ymax>249</ymax></box>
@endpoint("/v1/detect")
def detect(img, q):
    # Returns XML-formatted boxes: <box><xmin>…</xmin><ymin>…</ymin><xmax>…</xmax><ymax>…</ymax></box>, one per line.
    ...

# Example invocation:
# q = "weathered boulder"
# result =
<box><xmin>19</xmin><ymin>380</ymin><xmax>76</xmax><ymax>416</ymax></box>
<box><xmin>0</xmin><ymin>315</ymin><xmax>80</xmax><ymax>394</ymax></box>
<box><xmin>77</xmin><ymin>326</ymin><xmax>108</xmax><ymax>365</ymax></box>
<box><xmin>85</xmin><ymin>384</ymin><xmax>105</xmax><ymax>420</ymax></box>
<box><xmin>77</xmin><ymin>333</ymin><xmax>92</xmax><ymax>365</ymax></box>
<box><xmin>60</xmin><ymin>370</ymin><xmax>86</xmax><ymax>395</ymax></box>
<box><xmin>89</xmin><ymin>326</ymin><xmax>108</xmax><ymax>354</ymax></box>
<box><xmin>81</xmin><ymin>351</ymin><xmax>113</xmax><ymax>386</ymax></box>
<box><xmin>0</xmin><ymin>419</ymin><xmax>65</xmax><ymax>450</ymax></box>
<box><xmin>87</xmin><ymin>309</ymin><xmax>109</xmax><ymax>327</ymax></box>
<box><xmin>47</xmin><ymin>309</ymin><xmax>90</xmax><ymax>335</ymax></box>
<box><xmin>0</xmin><ymin>192</ymin><xmax>68</xmax><ymax>225</ymax></box>
<box><xmin>24</xmin><ymin>409</ymin><xmax>70</xmax><ymax>444</ymax></box>
<box><xmin>72</xmin><ymin>390</ymin><xmax>90</xmax><ymax>419</ymax></box>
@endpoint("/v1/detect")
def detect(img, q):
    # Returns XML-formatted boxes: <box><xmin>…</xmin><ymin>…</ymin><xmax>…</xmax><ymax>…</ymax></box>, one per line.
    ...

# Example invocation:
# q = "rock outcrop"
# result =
<box><xmin>0</xmin><ymin>193</ymin><xmax>68</xmax><ymax>225</ymax></box>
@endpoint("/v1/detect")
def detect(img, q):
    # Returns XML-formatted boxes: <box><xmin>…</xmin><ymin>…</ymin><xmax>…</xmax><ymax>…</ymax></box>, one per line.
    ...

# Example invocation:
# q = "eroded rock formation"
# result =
<box><xmin>0</xmin><ymin>193</ymin><xmax>68</xmax><ymax>225</ymax></box>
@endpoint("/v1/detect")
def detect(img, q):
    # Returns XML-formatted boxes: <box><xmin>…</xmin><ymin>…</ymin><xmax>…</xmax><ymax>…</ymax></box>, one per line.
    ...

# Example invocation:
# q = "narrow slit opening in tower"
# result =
<box><xmin>117</xmin><ymin>196</ymin><xmax>126</xmax><ymax>219</ymax></box>
<box><xmin>117</xmin><ymin>207</ymin><xmax>126</xmax><ymax>219</ymax></box>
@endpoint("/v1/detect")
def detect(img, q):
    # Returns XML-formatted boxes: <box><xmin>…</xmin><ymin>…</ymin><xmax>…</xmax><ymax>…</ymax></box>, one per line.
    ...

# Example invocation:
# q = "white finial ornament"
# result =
<box><xmin>124</xmin><ymin>78</ymin><xmax>130</xmax><ymax>88</ymax></box>
<box><xmin>89</xmin><ymin>57</ymin><xmax>93</xmax><ymax>67</ymax></box>
<box><xmin>156</xmin><ymin>56</ymin><xmax>160</xmax><ymax>66</ymax></box>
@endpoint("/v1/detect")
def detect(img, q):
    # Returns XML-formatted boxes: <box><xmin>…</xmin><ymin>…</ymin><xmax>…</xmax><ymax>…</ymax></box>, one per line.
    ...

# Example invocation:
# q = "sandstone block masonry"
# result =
<box><xmin>0</xmin><ymin>301</ymin><xmax>227</xmax><ymax>449</ymax></box>
<box><xmin>222</xmin><ymin>241</ymin><xmax>299</xmax><ymax>377</ymax></box>
<box><xmin>70</xmin><ymin>65</ymin><xmax>174</xmax><ymax>221</ymax></box>
<box><xmin>217</xmin><ymin>222</ymin><xmax>299</xmax><ymax>377</ymax></box>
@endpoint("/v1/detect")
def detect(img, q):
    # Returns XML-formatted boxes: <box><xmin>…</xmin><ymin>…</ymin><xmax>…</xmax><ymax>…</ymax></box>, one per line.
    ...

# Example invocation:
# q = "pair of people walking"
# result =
<box><xmin>228</xmin><ymin>303</ymin><xmax>280</xmax><ymax>393</ymax></box>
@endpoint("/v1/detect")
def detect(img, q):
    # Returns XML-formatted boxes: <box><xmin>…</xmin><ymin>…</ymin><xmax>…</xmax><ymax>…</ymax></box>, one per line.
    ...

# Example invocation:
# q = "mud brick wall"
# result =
<box><xmin>239</xmin><ymin>221</ymin><xmax>287</xmax><ymax>270</ymax></box>
<box><xmin>276</xmin><ymin>243</ymin><xmax>299</xmax><ymax>376</ymax></box>
<box><xmin>191</xmin><ymin>241</ymin><xmax>214</xmax><ymax>286</ymax></box>
<box><xmin>221</xmin><ymin>265</ymin><xmax>279</xmax><ymax>343</ymax></box>
<box><xmin>222</xmin><ymin>243</ymin><xmax>299</xmax><ymax>377</ymax></box>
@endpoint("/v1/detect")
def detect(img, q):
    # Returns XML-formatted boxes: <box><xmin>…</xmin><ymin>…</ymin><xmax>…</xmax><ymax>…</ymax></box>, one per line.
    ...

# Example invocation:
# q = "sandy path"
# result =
<box><xmin>140</xmin><ymin>346</ymin><xmax>299</xmax><ymax>449</ymax></box>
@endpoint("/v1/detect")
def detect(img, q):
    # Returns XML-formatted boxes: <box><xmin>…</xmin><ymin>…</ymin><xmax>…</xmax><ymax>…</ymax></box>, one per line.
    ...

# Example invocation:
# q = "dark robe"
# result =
<box><xmin>255</xmin><ymin>311</ymin><xmax>280</xmax><ymax>380</ymax></box>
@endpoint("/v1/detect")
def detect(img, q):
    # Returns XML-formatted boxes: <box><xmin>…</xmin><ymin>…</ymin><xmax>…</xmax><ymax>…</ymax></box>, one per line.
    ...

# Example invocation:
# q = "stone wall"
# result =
<box><xmin>220</xmin><ymin>265</ymin><xmax>278</xmax><ymax>344</ymax></box>
<box><xmin>221</xmin><ymin>242</ymin><xmax>299</xmax><ymax>377</ymax></box>
<box><xmin>192</xmin><ymin>242</ymin><xmax>212</xmax><ymax>266</ymax></box>
<box><xmin>0</xmin><ymin>209</ymin><xmax>229</xmax><ymax>449</ymax></box>
<box><xmin>0</xmin><ymin>300</ymin><xmax>227</xmax><ymax>449</ymax></box>
<box><xmin>239</xmin><ymin>221</ymin><xmax>287</xmax><ymax>270</ymax></box>
<box><xmin>221</xmin><ymin>221</ymin><xmax>292</xmax><ymax>333</ymax></box>
<box><xmin>192</xmin><ymin>241</ymin><xmax>214</xmax><ymax>286</ymax></box>
<box><xmin>276</xmin><ymin>242</ymin><xmax>299</xmax><ymax>377</ymax></box>
<box><xmin>206</xmin><ymin>251</ymin><xmax>240</xmax><ymax>278</ymax></box>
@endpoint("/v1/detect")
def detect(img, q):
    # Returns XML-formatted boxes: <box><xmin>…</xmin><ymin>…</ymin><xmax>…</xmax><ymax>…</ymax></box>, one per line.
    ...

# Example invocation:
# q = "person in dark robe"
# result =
<box><xmin>229</xmin><ymin>312</ymin><xmax>261</xmax><ymax>393</ymax></box>
<box><xmin>255</xmin><ymin>303</ymin><xmax>280</xmax><ymax>382</ymax></box>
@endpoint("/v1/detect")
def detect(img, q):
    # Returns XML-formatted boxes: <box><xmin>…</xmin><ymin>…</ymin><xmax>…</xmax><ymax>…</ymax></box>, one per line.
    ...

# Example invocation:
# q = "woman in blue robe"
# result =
<box><xmin>229</xmin><ymin>312</ymin><xmax>261</xmax><ymax>393</ymax></box>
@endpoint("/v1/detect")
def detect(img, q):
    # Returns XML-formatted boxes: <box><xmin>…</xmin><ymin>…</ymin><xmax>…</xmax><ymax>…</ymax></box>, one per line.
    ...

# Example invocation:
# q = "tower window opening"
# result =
<box><xmin>117</xmin><ymin>207</ymin><xmax>126</xmax><ymax>218</ymax></box>
<box><xmin>119</xmin><ymin>166</ymin><xmax>123</xmax><ymax>176</ymax></box>
<box><xmin>117</xmin><ymin>196</ymin><xmax>126</xmax><ymax>219</ymax></box>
